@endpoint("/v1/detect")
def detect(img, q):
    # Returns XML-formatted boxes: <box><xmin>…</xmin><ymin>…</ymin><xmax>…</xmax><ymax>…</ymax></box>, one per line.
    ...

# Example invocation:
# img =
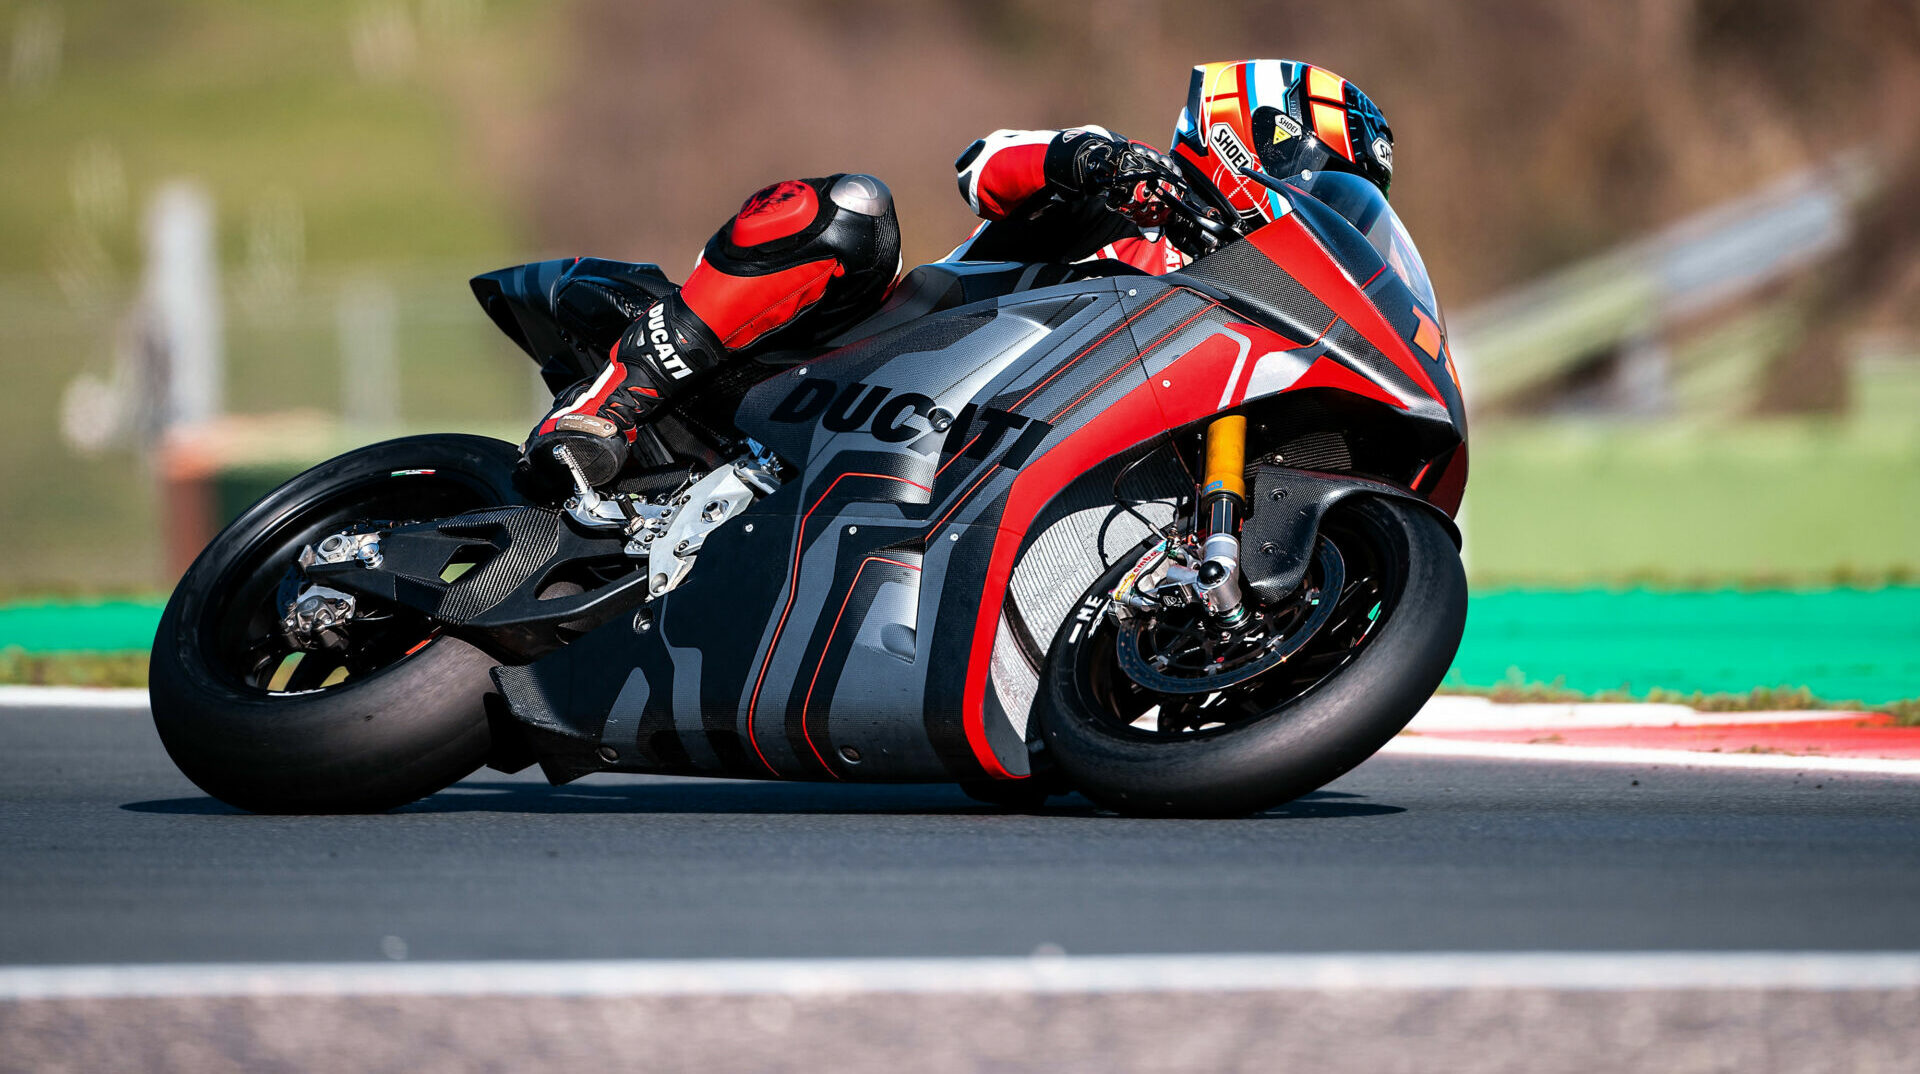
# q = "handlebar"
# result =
<box><xmin>1107</xmin><ymin>147</ymin><xmax>1236</xmax><ymax>257</ymax></box>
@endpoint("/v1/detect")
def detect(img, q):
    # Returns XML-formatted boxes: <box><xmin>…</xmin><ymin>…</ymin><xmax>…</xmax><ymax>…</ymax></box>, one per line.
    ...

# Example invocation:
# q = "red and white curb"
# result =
<box><xmin>3</xmin><ymin>952</ymin><xmax>1919</xmax><ymax>1001</ymax></box>
<box><xmin>1391</xmin><ymin>695</ymin><xmax>1920</xmax><ymax>774</ymax></box>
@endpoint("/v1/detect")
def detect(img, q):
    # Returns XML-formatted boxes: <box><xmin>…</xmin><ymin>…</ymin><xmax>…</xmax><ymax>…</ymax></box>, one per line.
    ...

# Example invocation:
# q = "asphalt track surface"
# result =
<box><xmin>4</xmin><ymin>705</ymin><xmax>1920</xmax><ymax>965</ymax></box>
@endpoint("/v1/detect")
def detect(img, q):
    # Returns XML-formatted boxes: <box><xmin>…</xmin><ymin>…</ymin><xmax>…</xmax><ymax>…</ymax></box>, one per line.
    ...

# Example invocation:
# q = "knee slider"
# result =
<box><xmin>828</xmin><ymin>174</ymin><xmax>892</xmax><ymax>217</ymax></box>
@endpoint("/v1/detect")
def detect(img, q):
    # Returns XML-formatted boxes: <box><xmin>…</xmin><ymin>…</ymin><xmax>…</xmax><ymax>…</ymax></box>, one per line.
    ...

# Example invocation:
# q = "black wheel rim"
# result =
<box><xmin>199</xmin><ymin>472</ymin><xmax>502</xmax><ymax>697</ymax></box>
<box><xmin>1082</xmin><ymin>506</ymin><xmax>1407</xmax><ymax>739</ymax></box>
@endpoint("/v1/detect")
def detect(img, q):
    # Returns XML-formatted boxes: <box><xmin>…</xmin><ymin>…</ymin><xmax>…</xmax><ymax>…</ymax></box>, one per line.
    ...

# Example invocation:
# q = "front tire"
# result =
<box><xmin>150</xmin><ymin>435</ymin><xmax>522</xmax><ymax>814</ymax></box>
<box><xmin>1036</xmin><ymin>496</ymin><xmax>1466</xmax><ymax>818</ymax></box>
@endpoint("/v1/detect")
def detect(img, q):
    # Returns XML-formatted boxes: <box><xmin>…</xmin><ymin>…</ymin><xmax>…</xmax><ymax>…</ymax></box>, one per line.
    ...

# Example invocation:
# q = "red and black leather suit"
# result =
<box><xmin>527</xmin><ymin>127</ymin><xmax>1187</xmax><ymax>486</ymax></box>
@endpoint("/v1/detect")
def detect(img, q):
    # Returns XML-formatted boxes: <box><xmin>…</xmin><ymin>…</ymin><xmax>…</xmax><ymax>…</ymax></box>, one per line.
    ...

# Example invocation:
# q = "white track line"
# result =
<box><xmin>1384</xmin><ymin>734</ymin><xmax>1920</xmax><ymax>775</ymax></box>
<box><xmin>0</xmin><ymin>685</ymin><xmax>147</xmax><ymax>710</ymax></box>
<box><xmin>3</xmin><ymin>953</ymin><xmax>1918</xmax><ymax>1001</ymax></box>
<box><xmin>1408</xmin><ymin>695</ymin><xmax>1871</xmax><ymax>730</ymax></box>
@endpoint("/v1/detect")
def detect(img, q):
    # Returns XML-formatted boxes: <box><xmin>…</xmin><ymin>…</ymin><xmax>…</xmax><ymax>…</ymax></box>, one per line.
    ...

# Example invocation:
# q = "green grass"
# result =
<box><xmin>0</xmin><ymin>648</ymin><xmax>147</xmax><ymax>689</ymax></box>
<box><xmin>1464</xmin><ymin>419</ymin><xmax>1920</xmax><ymax>586</ymax></box>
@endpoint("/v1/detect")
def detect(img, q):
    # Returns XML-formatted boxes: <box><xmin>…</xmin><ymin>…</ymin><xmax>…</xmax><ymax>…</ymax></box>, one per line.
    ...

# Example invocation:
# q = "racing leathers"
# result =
<box><xmin>523</xmin><ymin>127</ymin><xmax>1190</xmax><ymax>488</ymax></box>
<box><xmin>950</xmin><ymin>125</ymin><xmax>1192</xmax><ymax>274</ymax></box>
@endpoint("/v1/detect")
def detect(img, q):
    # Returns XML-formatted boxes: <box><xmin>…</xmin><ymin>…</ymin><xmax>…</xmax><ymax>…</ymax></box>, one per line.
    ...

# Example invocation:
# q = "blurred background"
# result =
<box><xmin>0</xmin><ymin>0</ymin><xmax>1915</xmax><ymax>705</ymax></box>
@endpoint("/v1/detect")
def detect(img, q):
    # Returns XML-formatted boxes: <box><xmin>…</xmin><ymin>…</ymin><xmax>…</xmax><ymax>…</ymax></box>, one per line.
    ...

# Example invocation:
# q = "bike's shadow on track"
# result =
<box><xmin>122</xmin><ymin>780</ymin><xmax>1406</xmax><ymax>820</ymax></box>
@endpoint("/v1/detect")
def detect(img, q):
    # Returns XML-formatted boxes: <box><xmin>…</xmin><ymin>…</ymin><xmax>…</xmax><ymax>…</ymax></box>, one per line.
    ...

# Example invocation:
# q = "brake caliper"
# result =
<box><xmin>1108</xmin><ymin>538</ymin><xmax>1203</xmax><ymax>619</ymax></box>
<box><xmin>280</xmin><ymin>584</ymin><xmax>359</xmax><ymax>652</ymax></box>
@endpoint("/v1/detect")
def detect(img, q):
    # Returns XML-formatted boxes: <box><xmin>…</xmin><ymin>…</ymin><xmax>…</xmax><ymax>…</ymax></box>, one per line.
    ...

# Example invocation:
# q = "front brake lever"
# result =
<box><xmin>1111</xmin><ymin>169</ymin><xmax>1231</xmax><ymax>247</ymax></box>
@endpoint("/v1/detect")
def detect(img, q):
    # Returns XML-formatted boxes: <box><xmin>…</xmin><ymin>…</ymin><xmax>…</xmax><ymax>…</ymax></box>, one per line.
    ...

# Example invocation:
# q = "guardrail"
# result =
<box><xmin>1449</xmin><ymin>161</ymin><xmax>1869</xmax><ymax>409</ymax></box>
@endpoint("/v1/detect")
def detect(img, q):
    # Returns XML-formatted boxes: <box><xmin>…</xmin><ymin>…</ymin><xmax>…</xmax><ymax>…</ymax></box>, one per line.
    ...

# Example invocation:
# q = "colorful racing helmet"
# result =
<box><xmin>1172</xmin><ymin>59</ymin><xmax>1395</xmax><ymax>226</ymax></box>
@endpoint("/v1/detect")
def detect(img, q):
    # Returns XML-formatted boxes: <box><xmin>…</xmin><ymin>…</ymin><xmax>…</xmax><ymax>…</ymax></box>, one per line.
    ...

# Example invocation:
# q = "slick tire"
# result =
<box><xmin>1037</xmin><ymin>496</ymin><xmax>1466</xmax><ymax>818</ymax></box>
<box><xmin>150</xmin><ymin>435</ymin><xmax>522</xmax><ymax>814</ymax></box>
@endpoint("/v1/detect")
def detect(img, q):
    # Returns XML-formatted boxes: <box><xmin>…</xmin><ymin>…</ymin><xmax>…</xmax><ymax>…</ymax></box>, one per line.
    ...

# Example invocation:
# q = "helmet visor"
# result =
<box><xmin>1251</xmin><ymin>106</ymin><xmax>1334</xmax><ymax>182</ymax></box>
<box><xmin>1250</xmin><ymin>104</ymin><xmax>1391</xmax><ymax>199</ymax></box>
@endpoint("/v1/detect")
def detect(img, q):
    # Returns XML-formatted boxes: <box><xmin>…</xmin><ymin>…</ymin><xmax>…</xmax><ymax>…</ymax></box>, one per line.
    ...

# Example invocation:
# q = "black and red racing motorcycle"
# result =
<box><xmin>149</xmin><ymin>159</ymin><xmax>1468</xmax><ymax>817</ymax></box>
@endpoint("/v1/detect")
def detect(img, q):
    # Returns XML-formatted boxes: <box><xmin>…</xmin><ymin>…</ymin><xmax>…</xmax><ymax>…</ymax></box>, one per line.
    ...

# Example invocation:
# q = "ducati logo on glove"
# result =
<box><xmin>644</xmin><ymin>303</ymin><xmax>691</xmax><ymax>379</ymax></box>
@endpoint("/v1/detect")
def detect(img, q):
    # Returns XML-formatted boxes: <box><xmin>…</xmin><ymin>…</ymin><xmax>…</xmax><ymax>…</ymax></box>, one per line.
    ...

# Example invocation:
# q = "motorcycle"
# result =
<box><xmin>149</xmin><ymin>157</ymin><xmax>1468</xmax><ymax>817</ymax></box>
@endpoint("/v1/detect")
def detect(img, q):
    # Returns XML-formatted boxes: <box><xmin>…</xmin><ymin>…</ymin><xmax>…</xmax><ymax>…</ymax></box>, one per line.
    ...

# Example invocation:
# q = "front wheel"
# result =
<box><xmin>1036</xmin><ymin>496</ymin><xmax>1466</xmax><ymax>817</ymax></box>
<box><xmin>150</xmin><ymin>434</ymin><xmax>523</xmax><ymax>814</ymax></box>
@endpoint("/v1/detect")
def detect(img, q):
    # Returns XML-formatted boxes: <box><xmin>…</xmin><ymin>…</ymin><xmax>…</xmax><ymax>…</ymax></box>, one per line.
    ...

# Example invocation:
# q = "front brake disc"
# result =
<box><xmin>1115</xmin><ymin>539</ymin><xmax>1344</xmax><ymax>695</ymax></box>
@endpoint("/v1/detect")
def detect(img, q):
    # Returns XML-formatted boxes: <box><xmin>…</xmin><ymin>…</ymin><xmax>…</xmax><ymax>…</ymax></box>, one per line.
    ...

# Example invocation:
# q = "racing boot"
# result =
<box><xmin>522</xmin><ymin>293</ymin><xmax>722</xmax><ymax>494</ymax></box>
<box><xmin>522</xmin><ymin>173</ymin><xmax>899</xmax><ymax>496</ymax></box>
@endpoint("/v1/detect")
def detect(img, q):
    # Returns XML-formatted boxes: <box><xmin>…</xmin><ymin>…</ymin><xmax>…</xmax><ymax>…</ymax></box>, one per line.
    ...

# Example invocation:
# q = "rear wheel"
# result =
<box><xmin>150</xmin><ymin>435</ymin><xmax>522</xmax><ymax>814</ymax></box>
<box><xmin>1036</xmin><ymin>496</ymin><xmax>1465</xmax><ymax>817</ymax></box>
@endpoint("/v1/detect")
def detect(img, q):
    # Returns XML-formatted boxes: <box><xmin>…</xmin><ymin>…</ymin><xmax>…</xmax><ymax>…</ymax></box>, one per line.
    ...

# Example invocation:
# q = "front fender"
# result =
<box><xmin>1238</xmin><ymin>465</ymin><xmax>1461</xmax><ymax>604</ymax></box>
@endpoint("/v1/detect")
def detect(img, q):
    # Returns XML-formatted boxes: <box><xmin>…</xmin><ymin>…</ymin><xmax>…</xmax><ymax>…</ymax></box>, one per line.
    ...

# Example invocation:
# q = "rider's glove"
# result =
<box><xmin>1043</xmin><ymin>127</ymin><xmax>1130</xmax><ymax>198</ymax></box>
<box><xmin>1160</xmin><ymin>200</ymin><xmax>1225</xmax><ymax>258</ymax></box>
<box><xmin>1112</xmin><ymin>175</ymin><xmax>1181</xmax><ymax>229</ymax></box>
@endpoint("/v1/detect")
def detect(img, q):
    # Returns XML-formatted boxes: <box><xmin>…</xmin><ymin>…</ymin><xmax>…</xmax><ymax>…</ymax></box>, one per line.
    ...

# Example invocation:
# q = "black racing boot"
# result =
<box><xmin>522</xmin><ymin>294</ymin><xmax>721</xmax><ymax>494</ymax></box>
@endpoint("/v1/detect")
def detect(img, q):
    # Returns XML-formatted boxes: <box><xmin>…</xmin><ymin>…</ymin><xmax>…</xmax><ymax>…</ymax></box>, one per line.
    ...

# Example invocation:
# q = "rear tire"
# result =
<box><xmin>150</xmin><ymin>435</ymin><xmax>522</xmax><ymax>814</ymax></box>
<box><xmin>1036</xmin><ymin>496</ymin><xmax>1465</xmax><ymax>818</ymax></box>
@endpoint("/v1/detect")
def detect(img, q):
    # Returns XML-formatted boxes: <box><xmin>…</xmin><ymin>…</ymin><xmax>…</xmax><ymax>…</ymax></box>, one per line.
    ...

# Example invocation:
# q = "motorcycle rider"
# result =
<box><xmin>524</xmin><ymin>59</ymin><xmax>1395</xmax><ymax>489</ymax></box>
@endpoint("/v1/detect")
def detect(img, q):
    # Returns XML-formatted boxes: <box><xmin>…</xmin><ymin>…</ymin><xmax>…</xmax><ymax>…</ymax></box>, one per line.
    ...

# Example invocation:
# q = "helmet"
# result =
<box><xmin>1171</xmin><ymin>59</ymin><xmax>1395</xmax><ymax>227</ymax></box>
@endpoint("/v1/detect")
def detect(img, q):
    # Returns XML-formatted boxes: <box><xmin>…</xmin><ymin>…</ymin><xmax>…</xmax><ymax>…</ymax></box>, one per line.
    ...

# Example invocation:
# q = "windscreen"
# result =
<box><xmin>1281</xmin><ymin>170</ymin><xmax>1441</xmax><ymax>319</ymax></box>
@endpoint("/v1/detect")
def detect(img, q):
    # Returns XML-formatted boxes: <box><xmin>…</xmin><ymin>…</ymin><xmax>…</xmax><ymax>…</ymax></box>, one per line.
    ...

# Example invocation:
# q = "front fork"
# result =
<box><xmin>1196</xmin><ymin>415</ymin><xmax>1250</xmax><ymax>627</ymax></box>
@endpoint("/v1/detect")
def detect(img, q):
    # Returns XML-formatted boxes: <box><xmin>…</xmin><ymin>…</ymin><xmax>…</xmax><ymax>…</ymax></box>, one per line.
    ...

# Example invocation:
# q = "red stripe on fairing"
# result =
<box><xmin>1056</xmin><ymin>306</ymin><xmax>1212</xmax><ymax>419</ymax></box>
<box><xmin>1427</xmin><ymin>443</ymin><xmax>1468</xmax><ymax>517</ymax></box>
<box><xmin>933</xmin><ymin>433</ymin><xmax>982</xmax><ymax>479</ymax></box>
<box><xmin>927</xmin><ymin>463</ymin><xmax>1000</xmax><ymax>536</ymax></box>
<box><xmin>925</xmin><ymin>289</ymin><xmax>1181</xmax><ymax>539</ymax></box>
<box><xmin>800</xmin><ymin>555</ymin><xmax>922</xmax><ymax>778</ymax></box>
<box><xmin>959</xmin><ymin>384</ymin><xmax>1169</xmax><ymax>779</ymax></box>
<box><xmin>956</xmin><ymin>318</ymin><xmax>1275</xmax><ymax>779</ymax></box>
<box><xmin>747</xmin><ymin>472</ymin><xmax>930</xmax><ymax>778</ymax></box>
<box><xmin>1287</xmin><ymin>354</ymin><xmax>1408</xmax><ymax>410</ymax></box>
<box><xmin>1247</xmin><ymin>217</ymin><xmax>1442</xmax><ymax>402</ymax></box>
